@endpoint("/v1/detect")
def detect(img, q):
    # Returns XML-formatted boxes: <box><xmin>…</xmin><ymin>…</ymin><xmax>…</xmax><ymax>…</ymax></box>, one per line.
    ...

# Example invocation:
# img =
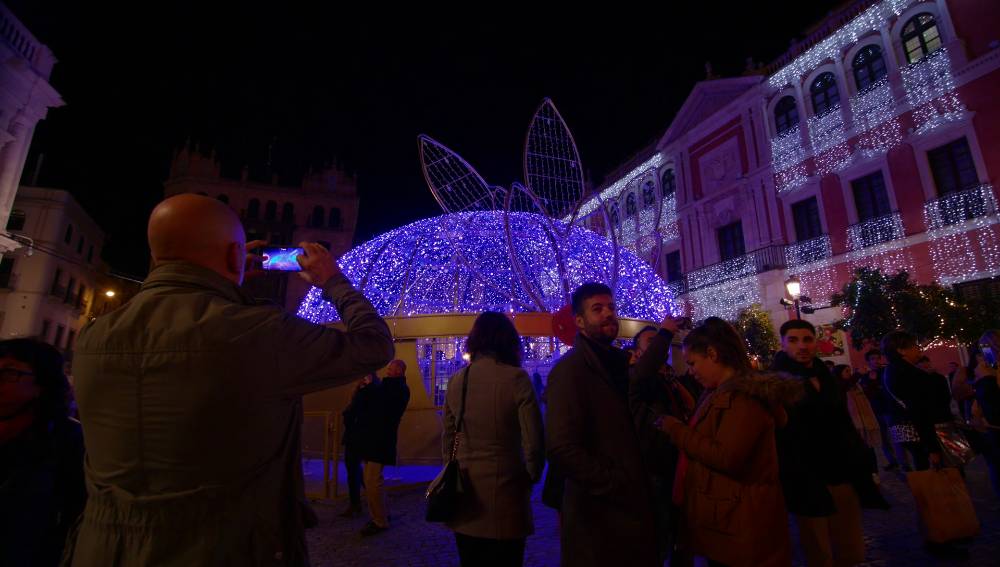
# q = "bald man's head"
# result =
<box><xmin>148</xmin><ymin>194</ymin><xmax>247</xmax><ymax>284</ymax></box>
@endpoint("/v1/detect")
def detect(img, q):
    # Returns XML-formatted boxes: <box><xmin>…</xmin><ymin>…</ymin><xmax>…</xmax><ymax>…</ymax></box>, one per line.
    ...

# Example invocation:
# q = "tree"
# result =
<box><xmin>733</xmin><ymin>304</ymin><xmax>781</xmax><ymax>367</ymax></box>
<box><xmin>831</xmin><ymin>267</ymin><xmax>978</xmax><ymax>350</ymax></box>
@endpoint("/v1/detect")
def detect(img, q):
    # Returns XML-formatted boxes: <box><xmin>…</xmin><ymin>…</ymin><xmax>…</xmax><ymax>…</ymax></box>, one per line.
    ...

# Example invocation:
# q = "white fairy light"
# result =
<box><xmin>923</xmin><ymin>184</ymin><xmax>1000</xmax><ymax>284</ymax></box>
<box><xmin>808</xmin><ymin>107</ymin><xmax>853</xmax><ymax>176</ymax></box>
<box><xmin>771</xmin><ymin>126</ymin><xmax>810</xmax><ymax>194</ymax></box>
<box><xmin>785</xmin><ymin>235</ymin><xmax>833</xmax><ymax>272</ymax></box>
<box><xmin>574</xmin><ymin>154</ymin><xmax>664</xmax><ymax>219</ymax></box>
<box><xmin>851</xmin><ymin>78</ymin><xmax>904</xmax><ymax>157</ymax></box>
<box><xmin>768</xmin><ymin>0</ymin><xmax>915</xmax><ymax>89</ymax></box>
<box><xmin>688</xmin><ymin>275</ymin><xmax>762</xmax><ymax>321</ymax></box>
<box><xmin>901</xmin><ymin>48</ymin><xmax>966</xmax><ymax>135</ymax></box>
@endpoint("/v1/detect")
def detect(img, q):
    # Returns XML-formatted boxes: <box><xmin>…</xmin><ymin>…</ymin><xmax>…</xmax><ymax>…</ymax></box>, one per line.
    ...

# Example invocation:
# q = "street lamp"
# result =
<box><xmin>784</xmin><ymin>276</ymin><xmax>802</xmax><ymax>319</ymax></box>
<box><xmin>104</xmin><ymin>290</ymin><xmax>116</xmax><ymax>298</ymax></box>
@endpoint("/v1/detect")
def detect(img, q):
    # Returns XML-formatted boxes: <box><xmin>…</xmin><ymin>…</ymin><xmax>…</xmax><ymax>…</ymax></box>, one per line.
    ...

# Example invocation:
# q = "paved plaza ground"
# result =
<box><xmin>304</xmin><ymin>459</ymin><xmax>1000</xmax><ymax>566</ymax></box>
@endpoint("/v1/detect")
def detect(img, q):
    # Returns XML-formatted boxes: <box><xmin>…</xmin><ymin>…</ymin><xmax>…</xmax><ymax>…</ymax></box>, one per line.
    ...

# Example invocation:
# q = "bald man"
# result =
<box><xmin>68</xmin><ymin>194</ymin><xmax>394</xmax><ymax>566</ymax></box>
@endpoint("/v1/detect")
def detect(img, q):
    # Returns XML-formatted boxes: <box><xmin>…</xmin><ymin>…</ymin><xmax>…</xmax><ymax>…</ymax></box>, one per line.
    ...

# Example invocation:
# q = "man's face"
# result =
<box><xmin>387</xmin><ymin>361</ymin><xmax>405</xmax><ymax>377</ymax></box>
<box><xmin>782</xmin><ymin>328</ymin><xmax>817</xmax><ymax>365</ymax></box>
<box><xmin>576</xmin><ymin>294</ymin><xmax>619</xmax><ymax>344</ymax></box>
<box><xmin>0</xmin><ymin>357</ymin><xmax>38</xmax><ymax>418</ymax></box>
<box><xmin>866</xmin><ymin>354</ymin><xmax>886</xmax><ymax>370</ymax></box>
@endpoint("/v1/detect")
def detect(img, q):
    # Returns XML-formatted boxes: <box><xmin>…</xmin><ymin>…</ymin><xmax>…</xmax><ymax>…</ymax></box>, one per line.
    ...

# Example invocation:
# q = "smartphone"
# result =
<box><xmin>261</xmin><ymin>247</ymin><xmax>304</xmax><ymax>272</ymax></box>
<box><xmin>982</xmin><ymin>345</ymin><xmax>998</xmax><ymax>369</ymax></box>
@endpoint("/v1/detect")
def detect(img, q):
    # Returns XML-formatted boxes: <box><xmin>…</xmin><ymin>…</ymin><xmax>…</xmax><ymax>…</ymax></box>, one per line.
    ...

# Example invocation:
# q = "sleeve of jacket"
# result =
<box><xmin>514</xmin><ymin>369</ymin><xmax>546</xmax><ymax>483</ymax></box>
<box><xmin>629</xmin><ymin>329</ymin><xmax>673</xmax><ymax>431</ymax></box>
<box><xmin>665</xmin><ymin>395</ymin><xmax>771</xmax><ymax>476</ymax></box>
<box><xmin>275</xmin><ymin>274</ymin><xmax>394</xmax><ymax>395</ymax></box>
<box><xmin>545</xmin><ymin>360</ymin><xmax>615</xmax><ymax>496</ymax></box>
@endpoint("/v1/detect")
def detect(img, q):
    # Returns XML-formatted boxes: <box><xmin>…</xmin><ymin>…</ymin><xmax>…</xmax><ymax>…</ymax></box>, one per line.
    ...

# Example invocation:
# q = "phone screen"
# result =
<box><xmin>261</xmin><ymin>247</ymin><xmax>304</xmax><ymax>272</ymax></box>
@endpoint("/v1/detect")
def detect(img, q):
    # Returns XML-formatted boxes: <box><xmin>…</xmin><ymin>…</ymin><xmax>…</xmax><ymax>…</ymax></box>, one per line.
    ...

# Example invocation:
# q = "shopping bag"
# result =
<box><xmin>906</xmin><ymin>468</ymin><xmax>980</xmax><ymax>543</ymax></box>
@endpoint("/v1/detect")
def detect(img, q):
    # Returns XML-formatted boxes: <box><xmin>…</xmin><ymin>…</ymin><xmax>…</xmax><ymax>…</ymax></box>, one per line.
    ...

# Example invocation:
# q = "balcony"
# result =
<box><xmin>847</xmin><ymin>212</ymin><xmax>904</xmax><ymax>251</ymax></box>
<box><xmin>923</xmin><ymin>184</ymin><xmax>998</xmax><ymax>236</ymax></box>
<box><xmin>686</xmin><ymin>245</ymin><xmax>787</xmax><ymax>292</ymax></box>
<box><xmin>785</xmin><ymin>235</ymin><xmax>832</xmax><ymax>271</ymax></box>
<box><xmin>666</xmin><ymin>279</ymin><xmax>687</xmax><ymax>297</ymax></box>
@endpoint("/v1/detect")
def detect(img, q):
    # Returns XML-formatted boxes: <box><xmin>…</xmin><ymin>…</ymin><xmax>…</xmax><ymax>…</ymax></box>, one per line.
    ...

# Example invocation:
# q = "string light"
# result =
<box><xmin>768</xmin><ymin>0</ymin><xmax>915</xmax><ymax>89</ymax></box>
<box><xmin>808</xmin><ymin>107</ymin><xmax>853</xmax><ymax>176</ymax></box>
<box><xmin>901</xmin><ymin>48</ymin><xmax>966</xmax><ymax>136</ymax></box>
<box><xmin>923</xmin><ymin>184</ymin><xmax>1000</xmax><ymax>284</ymax></box>
<box><xmin>688</xmin><ymin>276</ymin><xmax>762</xmax><ymax>321</ymax></box>
<box><xmin>296</xmin><ymin>211</ymin><xmax>679</xmax><ymax>323</ymax></box>
<box><xmin>851</xmin><ymin>78</ymin><xmax>903</xmax><ymax>157</ymax></box>
<box><xmin>771</xmin><ymin>126</ymin><xmax>809</xmax><ymax>194</ymax></box>
<box><xmin>785</xmin><ymin>235</ymin><xmax>832</xmax><ymax>270</ymax></box>
<box><xmin>573</xmin><ymin>155</ymin><xmax>664</xmax><ymax>220</ymax></box>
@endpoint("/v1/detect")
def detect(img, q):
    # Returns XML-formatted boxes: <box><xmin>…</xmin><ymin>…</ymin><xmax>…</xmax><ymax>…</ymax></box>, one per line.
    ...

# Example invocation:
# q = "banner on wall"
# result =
<box><xmin>816</xmin><ymin>323</ymin><xmax>847</xmax><ymax>358</ymax></box>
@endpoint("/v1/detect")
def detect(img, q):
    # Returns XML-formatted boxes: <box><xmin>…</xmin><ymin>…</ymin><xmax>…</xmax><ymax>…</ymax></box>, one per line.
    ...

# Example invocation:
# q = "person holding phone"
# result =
<box><xmin>974</xmin><ymin>331</ymin><xmax>1000</xmax><ymax>497</ymax></box>
<box><xmin>67</xmin><ymin>194</ymin><xmax>394</xmax><ymax>566</ymax></box>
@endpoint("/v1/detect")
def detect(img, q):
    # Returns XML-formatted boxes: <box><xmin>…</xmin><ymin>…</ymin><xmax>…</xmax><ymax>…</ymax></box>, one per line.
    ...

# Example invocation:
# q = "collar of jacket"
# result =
<box><xmin>771</xmin><ymin>351</ymin><xmax>831</xmax><ymax>381</ymax></box>
<box><xmin>141</xmin><ymin>261</ymin><xmax>253</xmax><ymax>305</ymax></box>
<box><xmin>575</xmin><ymin>332</ymin><xmax>627</xmax><ymax>386</ymax></box>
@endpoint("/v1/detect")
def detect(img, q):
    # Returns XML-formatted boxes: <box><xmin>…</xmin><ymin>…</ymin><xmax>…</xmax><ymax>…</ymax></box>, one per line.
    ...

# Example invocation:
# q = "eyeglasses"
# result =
<box><xmin>0</xmin><ymin>369</ymin><xmax>35</xmax><ymax>384</ymax></box>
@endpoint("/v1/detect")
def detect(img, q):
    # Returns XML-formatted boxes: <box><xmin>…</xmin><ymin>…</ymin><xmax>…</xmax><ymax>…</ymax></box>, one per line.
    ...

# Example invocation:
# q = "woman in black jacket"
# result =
<box><xmin>881</xmin><ymin>331</ymin><xmax>952</xmax><ymax>470</ymax></box>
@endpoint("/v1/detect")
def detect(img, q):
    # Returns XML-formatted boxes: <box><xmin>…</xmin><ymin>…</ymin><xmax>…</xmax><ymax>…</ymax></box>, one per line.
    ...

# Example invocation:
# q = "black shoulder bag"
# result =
<box><xmin>425</xmin><ymin>366</ymin><xmax>470</xmax><ymax>522</ymax></box>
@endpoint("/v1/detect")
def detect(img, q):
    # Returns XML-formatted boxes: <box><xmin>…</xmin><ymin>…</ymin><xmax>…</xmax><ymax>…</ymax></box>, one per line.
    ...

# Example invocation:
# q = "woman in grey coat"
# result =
<box><xmin>442</xmin><ymin>311</ymin><xmax>546</xmax><ymax>567</ymax></box>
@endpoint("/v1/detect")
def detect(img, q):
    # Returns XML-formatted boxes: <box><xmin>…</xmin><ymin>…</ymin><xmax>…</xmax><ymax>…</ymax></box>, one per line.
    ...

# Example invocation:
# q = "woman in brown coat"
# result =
<box><xmin>442</xmin><ymin>312</ymin><xmax>545</xmax><ymax>567</ymax></box>
<box><xmin>658</xmin><ymin>317</ymin><xmax>800</xmax><ymax>567</ymax></box>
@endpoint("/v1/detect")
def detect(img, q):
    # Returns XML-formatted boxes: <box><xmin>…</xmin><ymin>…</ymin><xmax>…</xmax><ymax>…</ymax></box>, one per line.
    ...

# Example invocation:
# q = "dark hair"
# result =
<box><xmin>466</xmin><ymin>311</ymin><xmax>522</xmax><ymax>367</ymax></box>
<box><xmin>779</xmin><ymin>319</ymin><xmax>816</xmax><ymax>337</ymax></box>
<box><xmin>864</xmin><ymin>349</ymin><xmax>882</xmax><ymax>361</ymax></box>
<box><xmin>632</xmin><ymin>325</ymin><xmax>658</xmax><ymax>349</ymax></box>
<box><xmin>682</xmin><ymin>317</ymin><xmax>752</xmax><ymax>374</ymax></box>
<box><xmin>833</xmin><ymin>364</ymin><xmax>851</xmax><ymax>380</ymax></box>
<box><xmin>0</xmin><ymin>339</ymin><xmax>69</xmax><ymax>424</ymax></box>
<box><xmin>917</xmin><ymin>355</ymin><xmax>930</xmax><ymax>364</ymax></box>
<box><xmin>880</xmin><ymin>331</ymin><xmax>917</xmax><ymax>365</ymax></box>
<box><xmin>571</xmin><ymin>282</ymin><xmax>613</xmax><ymax>316</ymax></box>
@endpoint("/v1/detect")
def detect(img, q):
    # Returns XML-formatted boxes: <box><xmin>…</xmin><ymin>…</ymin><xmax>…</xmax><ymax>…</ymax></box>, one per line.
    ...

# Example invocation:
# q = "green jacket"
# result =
<box><xmin>67</xmin><ymin>262</ymin><xmax>393</xmax><ymax>566</ymax></box>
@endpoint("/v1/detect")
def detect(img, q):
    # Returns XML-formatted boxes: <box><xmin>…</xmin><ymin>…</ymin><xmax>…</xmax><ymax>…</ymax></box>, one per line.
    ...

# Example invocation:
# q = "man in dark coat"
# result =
<box><xmin>545</xmin><ymin>282</ymin><xmax>657</xmax><ymax>567</ymax></box>
<box><xmin>359</xmin><ymin>359</ymin><xmax>410</xmax><ymax>537</ymax></box>
<box><xmin>771</xmin><ymin>319</ymin><xmax>887</xmax><ymax>567</ymax></box>
<box><xmin>340</xmin><ymin>373</ymin><xmax>378</xmax><ymax>517</ymax></box>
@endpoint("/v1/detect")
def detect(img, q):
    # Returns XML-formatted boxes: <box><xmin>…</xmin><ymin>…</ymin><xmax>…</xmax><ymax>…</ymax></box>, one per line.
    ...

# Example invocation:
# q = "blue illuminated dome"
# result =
<box><xmin>297</xmin><ymin>211</ymin><xmax>676</xmax><ymax>323</ymax></box>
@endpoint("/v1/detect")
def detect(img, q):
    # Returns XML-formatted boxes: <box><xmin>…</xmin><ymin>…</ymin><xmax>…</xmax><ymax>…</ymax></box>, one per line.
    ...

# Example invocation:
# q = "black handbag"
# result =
<box><xmin>425</xmin><ymin>366</ymin><xmax>470</xmax><ymax>522</ymax></box>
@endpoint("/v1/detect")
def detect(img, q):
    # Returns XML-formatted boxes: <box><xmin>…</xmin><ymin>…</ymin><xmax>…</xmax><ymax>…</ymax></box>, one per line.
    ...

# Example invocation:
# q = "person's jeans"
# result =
<box><xmin>794</xmin><ymin>483</ymin><xmax>865</xmax><ymax>567</ymax></box>
<box><xmin>344</xmin><ymin>443</ymin><xmax>363</xmax><ymax>507</ymax></box>
<box><xmin>454</xmin><ymin>533</ymin><xmax>526</xmax><ymax>567</ymax></box>
<box><xmin>363</xmin><ymin>461</ymin><xmax>388</xmax><ymax>527</ymax></box>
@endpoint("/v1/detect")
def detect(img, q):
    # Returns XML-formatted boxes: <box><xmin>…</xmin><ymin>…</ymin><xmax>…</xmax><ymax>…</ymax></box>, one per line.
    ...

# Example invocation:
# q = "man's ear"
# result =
<box><xmin>575</xmin><ymin>313</ymin><xmax>585</xmax><ymax>331</ymax></box>
<box><xmin>226</xmin><ymin>241</ymin><xmax>243</xmax><ymax>282</ymax></box>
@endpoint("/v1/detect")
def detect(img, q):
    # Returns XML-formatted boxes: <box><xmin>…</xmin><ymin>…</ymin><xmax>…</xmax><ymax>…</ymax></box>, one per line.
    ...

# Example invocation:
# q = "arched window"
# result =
<box><xmin>217</xmin><ymin>194</ymin><xmax>229</xmax><ymax>204</ymax></box>
<box><xmin>610</xmin><ymin>204</ymin><xmax>620</xmax><ymax>228</ymax></box>
<box><xmin>328</xmin><ymin>208</ymin><xmax>342</xmax><ymax>229</ymax></box>
<box><xmin>774</xmin><ymin>96</ymin><xmax>799</xmax><ymax>135</ymax></box>
<box><xmin>810</xmin><ymin>72</ymin><xmax>840</xmax><ymax>115</ymax></box>
<box><xmin>852</xmin><ymin>44</ymin><xmax>887</xmax><ymax>91</ymax></box>
<box><xmin>642</xmin><ymin>182</ymin><xmax>656</xmax><ymax>208</ymax></box>
<box><xmin>661</xmin><ymin>169</ymin><xmax>676</xmax><ymax>199</ymax></box>
<box><xmin>902</xmin><ymin>13</ymin><xmax>942</xmax><ymax>64</ymax></box>
<box><xmin>247</xmin><ymin>199</ymin><xmax>260</xmax><ymax>219</ymax></box>
<box><xmin>311</xmin><ymin>206</ymin><xmax>324</xmax><ymax>227</ymax></box>
<box><xmin>265</xmin><ymin>200</ymin><xmax>277</xmax><ymax>221</ymax></box>
<box><xmin>282</xmin><ymin>203</ymin><xmax>294</xmax><ymax>224</ymax></box>
<box><xmin>626</xmin><ymin>193</ymin><xmax>637</xmax><ymax>216</ymax></box>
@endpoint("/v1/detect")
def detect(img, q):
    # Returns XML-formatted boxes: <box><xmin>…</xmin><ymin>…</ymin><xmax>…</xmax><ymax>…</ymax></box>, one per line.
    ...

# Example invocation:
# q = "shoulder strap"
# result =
<box><xmin>456</xmin><ymin>365</ymin><xmax>471</xmax><ymax>434</ymax></box>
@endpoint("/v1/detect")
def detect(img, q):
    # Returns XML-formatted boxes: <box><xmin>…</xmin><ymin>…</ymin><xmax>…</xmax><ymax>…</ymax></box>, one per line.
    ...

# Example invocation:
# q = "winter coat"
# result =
<box><xmin>68</xmin><ymin>262</ymin><xmax>394</xmax><ymax>566</ymax></box>
<box><xmin>442</xmin><ymin>356</ymin><xmax>544</xmax><ymax>540</ymax></box>
<box><xmin>770</xmin><ymin>352</ymin><xmax>887</xmax><ymax>516</ymax></box>
<box><xmin>341</xmin><ymin>383</ymin><xmax>377</xmax><ymax>448</ymax></box>
<box><xmin>663</xmin><ymin>373</ymin><xmax>798</xmax><ymax>567</ymax></box>
<box><xmin>545</xmin><ymin>333</ymin><xmax>658</xmax><ymax>567</ymax></box>
<box><xmin>358</xmin><ymin>376</ymin><xmax>410</xmax><ymax>466</ymax></box>
<box><xmin>1</xmin><ymin>417</ymin><xmax>86</xmax><ymax>567</ymax></box>
<box><xmin>884</xmin><ymin>360</ymin><xmax>954</xmax><ymax>455</ymax></box>
<box><xmin>846</xmin><ymin>384</ymin><xmax>882</xmax><ymax>448</ymax></box>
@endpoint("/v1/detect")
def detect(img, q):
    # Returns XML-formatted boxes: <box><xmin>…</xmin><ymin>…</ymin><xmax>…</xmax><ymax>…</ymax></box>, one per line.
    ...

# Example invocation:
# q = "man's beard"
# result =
<box><xmin>584</xmin><ymin>318</ymin><xmax>619</xmax><ymax>345</ymax></box>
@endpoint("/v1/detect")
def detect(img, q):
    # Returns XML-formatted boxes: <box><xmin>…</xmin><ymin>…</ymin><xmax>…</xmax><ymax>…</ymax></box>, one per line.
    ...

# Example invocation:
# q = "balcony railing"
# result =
<box><xmin>686</xmin><ymin>245</ymin><xmax>787</xmax><ymax>292</ymax></box>
<box><xmin>785</xmin><ymin>235</ymin><xmax>832</xmax><ymax>270</ymax></box>
<box><xmin>847</xmin><ymin>212</ymin><xmax>904</xmax><ymax>251</ymax></box>
<box><xmin>924</xmin><ymin>184</ymin><xmax>998</xmax><ymax>234</ymax></box>
<box><xmin>666</xmin><ymin>279</ymin><xmax>687</xmax><ymax>297</ymax></box>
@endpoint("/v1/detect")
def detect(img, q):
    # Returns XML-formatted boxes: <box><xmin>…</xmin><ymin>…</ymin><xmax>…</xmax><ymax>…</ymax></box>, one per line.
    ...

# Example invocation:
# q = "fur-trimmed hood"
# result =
<box><xmin>715</xmin><ymin>372</ymin><xmax>805</xmax><ymax>427</ymax></box>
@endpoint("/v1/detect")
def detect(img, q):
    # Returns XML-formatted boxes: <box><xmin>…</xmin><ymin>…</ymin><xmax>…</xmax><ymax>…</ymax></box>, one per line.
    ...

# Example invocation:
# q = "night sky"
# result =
<box><xmin>8</xmin><ymin>2</ymin><xmax>841</xmax><ymax>278</ymax></box>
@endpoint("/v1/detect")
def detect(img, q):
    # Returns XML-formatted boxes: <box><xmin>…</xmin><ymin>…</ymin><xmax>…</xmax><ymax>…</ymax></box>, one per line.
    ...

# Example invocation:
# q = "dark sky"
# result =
<box><xmin>8</xmin><ymin>2</ymin><xmax>841</xmax><ymax>277</ymax></box>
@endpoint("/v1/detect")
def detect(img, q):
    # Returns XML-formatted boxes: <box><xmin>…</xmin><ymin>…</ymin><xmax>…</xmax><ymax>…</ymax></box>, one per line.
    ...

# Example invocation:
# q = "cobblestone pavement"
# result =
<box><xmin>306</xmin><ymin>460</ymin><xmax>1000</xmax><ymax>567</ymax></box>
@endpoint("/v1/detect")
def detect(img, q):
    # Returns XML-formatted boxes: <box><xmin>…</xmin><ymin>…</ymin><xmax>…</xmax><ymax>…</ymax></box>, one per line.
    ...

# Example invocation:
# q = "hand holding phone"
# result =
<box><xmin>295</xmin><ymin>242</ymin><xmax>341</xmax><ymax>286</ymax></box>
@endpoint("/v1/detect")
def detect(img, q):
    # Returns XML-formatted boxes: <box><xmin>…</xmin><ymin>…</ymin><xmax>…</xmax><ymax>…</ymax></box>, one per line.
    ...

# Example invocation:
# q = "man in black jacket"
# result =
<box><xmin>545</xmin><ymin>283</ymin><xmax>657</xmax><ymax>567</ymax></box>
<box><xmin>360</xmin><ymin>360</ymin><xmax>410</xmax><ymax>537</ymax></box>
<box><xmin>772</xmin><ymin>319</ymin><xmax>886</xmax><ymax>567</ymax></box>
<box><xmin>340</xmin><ymin>373</ymin><xmax>378</xmax><ymax>517</ymax></box>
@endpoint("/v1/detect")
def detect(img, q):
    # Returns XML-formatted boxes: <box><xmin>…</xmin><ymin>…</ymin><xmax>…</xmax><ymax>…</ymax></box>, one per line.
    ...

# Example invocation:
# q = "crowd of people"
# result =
<box><xmin>1</xmin><ymin>192</ymin><xmax>999</xmax><ymax>566</ymax></box>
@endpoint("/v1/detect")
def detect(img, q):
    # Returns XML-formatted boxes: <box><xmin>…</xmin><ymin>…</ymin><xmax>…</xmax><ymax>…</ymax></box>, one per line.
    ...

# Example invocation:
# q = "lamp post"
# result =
<box><xmin>784</xmin><ymin>276</ymin><xmax>802</xmax><ymax>319</ymax></box>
